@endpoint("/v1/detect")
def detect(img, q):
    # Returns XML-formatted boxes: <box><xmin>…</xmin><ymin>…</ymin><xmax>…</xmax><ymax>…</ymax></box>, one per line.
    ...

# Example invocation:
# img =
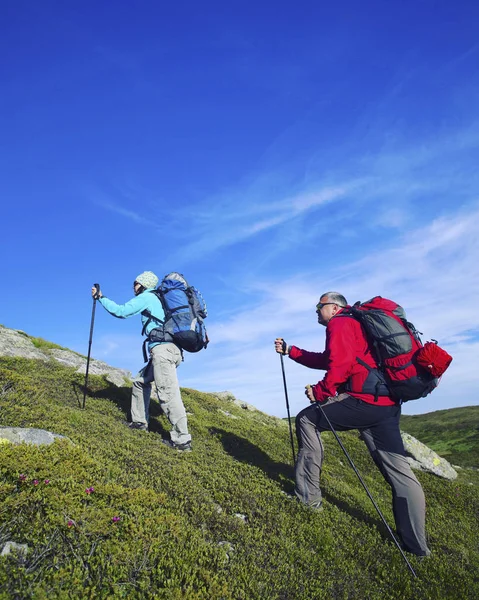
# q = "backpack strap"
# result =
<box><xmin>142</xmin><ymin>338</ymin><xmax>149</xmax><ymax>363</ymax></box>
<box><xmin>140</xmin><ymin>291</ymin><xmax>167</xmax><ymax>361</ymax></box>
<box><xmin>334</xmin><ymin>311</ymin><xmax>392</xmax><ymax>401</ymax></box>
<box><xmin>355</xmin><ymin>358</ymin><xmax>389</xmax><ymax>402</ymax></box>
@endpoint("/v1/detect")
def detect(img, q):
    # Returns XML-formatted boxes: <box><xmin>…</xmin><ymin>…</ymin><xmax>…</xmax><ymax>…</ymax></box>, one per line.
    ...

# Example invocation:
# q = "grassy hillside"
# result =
<box><xmin>401</xmin><ymin>406</ymin><xmax>479</xmax><ymax>468</ymax></box>
<box><xmin>0</xmin><ymin>356</ymin><xmax>478</xmax><ymax>599</ymax></box>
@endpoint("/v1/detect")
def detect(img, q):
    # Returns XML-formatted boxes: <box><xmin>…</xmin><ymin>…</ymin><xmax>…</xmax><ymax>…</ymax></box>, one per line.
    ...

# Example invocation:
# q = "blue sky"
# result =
<box><xmin>1</xmin><ymin>1</ymin><xmax>479</xmax><ymax>418</ymax></box>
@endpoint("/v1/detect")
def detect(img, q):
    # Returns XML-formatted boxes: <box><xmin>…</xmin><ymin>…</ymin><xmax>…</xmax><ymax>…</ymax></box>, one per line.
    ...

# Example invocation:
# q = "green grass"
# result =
<box><xmin>10</xmin><ymin>328</ymin><xmax>68</xmax><ymax>352</ymax></box>
<box><xmin>401</xmin><ymin>406</ymin><xmax>479</xmax><ymax>468</ymax></box>
<box><xmin>0</xmin><ymin>355</ymin><xmax>478</xmax><ymax>599</ymax></box>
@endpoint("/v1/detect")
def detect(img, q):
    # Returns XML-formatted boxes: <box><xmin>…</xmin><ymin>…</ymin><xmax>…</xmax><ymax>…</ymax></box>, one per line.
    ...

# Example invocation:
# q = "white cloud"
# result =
<box><xmin>84</xmin><ymin>121</ymin><xmax>479</xmax><ymax>420</ymax></box>
<box><xmin>180</xmin><ymin>203</ymin><xmax>479</xmax><ymax>417</ymax></box>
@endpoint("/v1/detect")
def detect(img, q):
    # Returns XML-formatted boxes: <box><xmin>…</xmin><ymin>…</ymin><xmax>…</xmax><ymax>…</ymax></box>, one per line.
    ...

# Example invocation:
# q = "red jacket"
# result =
<box><xmin>289</xmin><ymin>309</ymin><xmax>395</xmax><ymax>406</ymax></box>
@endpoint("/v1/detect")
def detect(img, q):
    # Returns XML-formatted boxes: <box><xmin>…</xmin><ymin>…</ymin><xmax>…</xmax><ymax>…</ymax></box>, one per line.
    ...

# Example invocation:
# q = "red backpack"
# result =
<box><xmin>339</xmin><ymin>297</ymin><xmax>452</xmax><ymax>403</ymax></box>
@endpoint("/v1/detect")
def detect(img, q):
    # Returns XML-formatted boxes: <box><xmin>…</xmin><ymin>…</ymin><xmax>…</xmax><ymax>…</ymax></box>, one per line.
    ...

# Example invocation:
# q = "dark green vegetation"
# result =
<box><xmin>401</xmin><ymin>406</ymin><xmax>479</xmax><ymax>468</ymax></box>
<box><xmin>0</xmin><ymin>356</ymin><xmax>478</xmax><ymax>599</ymax></box>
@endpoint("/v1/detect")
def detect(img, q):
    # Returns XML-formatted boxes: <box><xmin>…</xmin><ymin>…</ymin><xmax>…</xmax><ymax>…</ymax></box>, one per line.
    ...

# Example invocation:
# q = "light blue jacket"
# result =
<box><xmin>99</xmin><ymin>290</ymin><xmax>165</xmax><ymax>351</ymax></box>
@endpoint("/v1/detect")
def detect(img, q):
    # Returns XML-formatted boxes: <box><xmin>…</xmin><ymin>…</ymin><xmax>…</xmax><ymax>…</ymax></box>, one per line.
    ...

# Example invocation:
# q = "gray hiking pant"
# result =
<box><xmin>130</xmin><ymin>343</ymin><xmax>191</xmax><ymax>444</ymax></box>
<box><xmin>295</xmin><ymin>394</ymin><xmax>430</xmax><ymax>556</ymax></box>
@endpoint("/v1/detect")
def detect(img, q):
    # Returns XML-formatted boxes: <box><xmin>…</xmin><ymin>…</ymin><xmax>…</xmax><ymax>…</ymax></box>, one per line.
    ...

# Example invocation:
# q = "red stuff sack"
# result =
<box><xmin>416</xmin><ymin>341</ymin><xmax>453</xmax><ymax>378</ymax></box>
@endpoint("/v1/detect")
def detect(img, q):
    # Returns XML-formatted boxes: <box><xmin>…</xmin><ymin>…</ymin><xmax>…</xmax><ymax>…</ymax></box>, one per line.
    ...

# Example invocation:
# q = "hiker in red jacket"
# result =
<box><xmin>275</xmin><ymin>291</ymin><xmax>430</xmax><ymax>557</ymax></box>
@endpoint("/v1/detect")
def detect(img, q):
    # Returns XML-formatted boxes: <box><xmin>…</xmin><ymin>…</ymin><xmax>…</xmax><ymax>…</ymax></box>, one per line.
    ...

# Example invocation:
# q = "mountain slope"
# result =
<box><xmin>0</xmin><ymin>351</ymin><xmax>478</xmax><ymax>599</ymax></box>
<box><xmin>401</xmin><ymin>406</ymin><xmax>479</xmax><ymax>468</ymax></box>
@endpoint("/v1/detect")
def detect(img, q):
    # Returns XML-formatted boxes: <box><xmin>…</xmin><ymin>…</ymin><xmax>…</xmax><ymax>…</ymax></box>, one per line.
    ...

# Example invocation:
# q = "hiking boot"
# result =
<box><xmin>127</xmin><ymin>422</ymin><xmax>148</xmax><ymax>431</ymax></box>
<box><xmin>161</xmin><ymin>439</ymin><xmax>192</xmax><ymax>452</ymax></box>
<box><xmin>307</xmin><ymin>499</ymin><xmax>323</xmax><ymax>512</ymax></box>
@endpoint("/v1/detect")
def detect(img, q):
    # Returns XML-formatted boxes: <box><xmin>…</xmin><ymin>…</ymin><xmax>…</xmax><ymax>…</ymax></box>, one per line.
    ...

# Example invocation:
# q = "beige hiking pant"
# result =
<box><xmin>130</xmin><ymin>343</ymin><xmax>191</xmax><ymax>444</ymax></box>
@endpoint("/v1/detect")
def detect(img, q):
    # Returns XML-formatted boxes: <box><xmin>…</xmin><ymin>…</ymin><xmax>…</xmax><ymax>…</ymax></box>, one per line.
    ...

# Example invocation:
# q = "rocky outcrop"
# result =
<box><xmin>0</xmin><ymin>427</ymin><xmax>68</xmax><ymax>446</ymax></box>
<box><xmin>212</xmin><ymin>391</ymin><xmax>258</xmax><ymax>412</ymax></box>
<box><xmin>0</xmin><ymin>326</ymin><xmax>131</xmax><ymax>387</ymax></box>
<box><xmin>1</xmin><ymin>541</ymin><xmax>29</xmax><ymax>557</ymax></box>
<box><xmin>401</xmin><ymin>432</ymin><xmax>457</xmax><ymax>480</ymax></box>
<box><xmin>0</xmin><ymin>327</ymin><xmax>47</xmax><ymax>361</ymax></box>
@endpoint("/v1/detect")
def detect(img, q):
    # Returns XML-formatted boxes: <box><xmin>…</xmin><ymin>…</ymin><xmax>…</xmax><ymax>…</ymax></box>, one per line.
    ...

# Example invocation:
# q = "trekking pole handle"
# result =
<box><xmin>92</xmin><ymin>283</ymin><xmax>101</xmax><ymax>300</ymax></box>
<box><xmin>275</xmin><ymin>338</ymin><xmax>289</xmax><ymax>355</ymax></box>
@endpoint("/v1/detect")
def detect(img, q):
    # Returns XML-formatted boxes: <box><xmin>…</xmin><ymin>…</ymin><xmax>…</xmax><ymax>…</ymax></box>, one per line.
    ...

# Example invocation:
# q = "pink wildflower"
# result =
<box><xmin>67</xmin><ymin>520</ymin><xmax>74</xmax><ymax>528</ymax></box>
<box><xmin>112</xmin><ymin>516</ymin><xmax>121</xmax><ymax>523</ymax></box>
<box><xmin>85</xmin><ymin>486</ymin><xmax>95</xmax><ymax>495</ymax></box>
<box><xmin>33</xmin><ymin>480</ymin><xmax>39</xmax><ymax>486</ymax></box>
<box><xmin>19</xmin><ymin>474</ymin><xmax>27</xmax><ymax>481</ymax></box>
<box><xmin>44</xmin><ymin>479</ymin><xmax>50</xmax><ymax>485</ymax></box>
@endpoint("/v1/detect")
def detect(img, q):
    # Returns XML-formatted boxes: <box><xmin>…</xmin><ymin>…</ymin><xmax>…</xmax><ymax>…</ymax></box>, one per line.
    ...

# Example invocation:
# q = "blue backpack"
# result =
<box><xmin>142</xmin><ymin>272</ymin><xmax>208</xmax><ymax>360</ymax></box>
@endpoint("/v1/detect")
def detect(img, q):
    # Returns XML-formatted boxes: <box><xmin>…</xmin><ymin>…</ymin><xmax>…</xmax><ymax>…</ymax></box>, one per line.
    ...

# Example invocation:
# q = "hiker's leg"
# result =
<box><xmin>130</xmin><ymin>361</ymin><xmax>154</xmax><ymax>424</ymax></box>
<box><xmin>360</xmin><ymin>425</ymin><xmax>430</xmax><ymax>556</ymax></box>
<box><xmin>151</xmin><ymin>343</ymin><xmax>191</xmax><ymax>445</ymax></box>
<box><xmin>295</xmin><ymin>405</ymin><xmax>325</xmax><ymax>506</ymax></box>
<box><xmin>295</xmin><ymin>394</ymin><xmax>396</xmax><ymax>508</ymax></box>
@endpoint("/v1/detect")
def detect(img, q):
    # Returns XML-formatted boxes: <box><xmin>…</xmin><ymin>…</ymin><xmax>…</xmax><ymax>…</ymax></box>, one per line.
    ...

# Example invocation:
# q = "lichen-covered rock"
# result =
<box><xmin>234</xmin><ymin>513</ymin><xmax>247</xmax><ymax>522</ymax></box>
<box><xmin>401</xmin><ymin>431</ymin><xmax>457</xmax><ymax>480</ymax></box>
<box><xmin>218</xmin><ymin>541</ymin><xmax>235</xmax><ymax>561</ymax></box>
<box><xmin>218</xmin><ymin>409</ymin><xmax>239</xmax><ymax>419</ymax></box>
<box><xmin>47</xmin><ymin>350</ymin><xmax>131</xmax><ymax>386</ymax></box>
<box><xmin>212</xmin><ymin>391</ymin><xmax>258</xmax><ymax>412</ymax></box>
<box><xmin>0</xmin><ymin>427</ymin><xmax>68</xmax><ymax>446</ymax></box>
<box><xmin>0</xmin><ymin>326</ymin><xmax>131</xmax><ymax>387</ymax></box>
<box><xmin>213</xmin><ymin>391</ymin><xmax>236</xmax><ymax>402</ymax></box>
<box><xmin>1</xmin><ymin>541</ymin><xmax>29</xmax><ymax>557</ymax></box>
<box><xmin>0</xmin><ymin>327</ymin><xmax>47</xmax><ymax>360</ymax></box>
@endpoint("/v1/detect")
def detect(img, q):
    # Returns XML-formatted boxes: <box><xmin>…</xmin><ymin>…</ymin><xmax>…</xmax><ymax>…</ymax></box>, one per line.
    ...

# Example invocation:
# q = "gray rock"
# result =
<box><xmin>1</xmin><ymin>541</ymin><xmax>29</xmax><ymax>557</ymax></box>
<box><xmin>48</xmin><ymin>349</ymin><xmax>86</xmax><ymax>368</ymax></box>
<box><xmin>0</xmin><ymin>326</ymin><xmax>131</xmax><ymax>387</ymax></box>
<box><xmin>218</xmin><ymin>410</ymin><xmax>238</xmax><ymax>419</ymax></box>
<box><xmin>234</xmin><ymin>513</ymin><xmax>247</xmax><ymax>522</ymax></box>
<box><xmin>52</xmin><ymin>350</ymin><xmax>131</xmax><ymax>385</ymax></box>
<box><xmin>401</xmin><ymin>432</ymin><xmax>457</xmax><ymax>480</ymax></box>
<box><xmin>212</xmin><ymin>391</ymin><xmax>237</xmax><ymax>403</ymax></box>
<box><xmin>212</xmin><ymin>391</ymin><xmax>258</xmax><ymax>412</ymax></box>
<box><xmin>218</xmin><ymin>541</ymin><xmax>235</xmax><ymax>561</ymax></box>
<box><xmin>0</xmin><ymin>427</ymin><xmax>68</xmax><ymax>446</ymax></box>
<box><xmin>0</xmin><ymin>327</ymin><xmax>47</xmax><ymax>360</ymax></box>
<box><xmin>235</xmin><ymin>400</ymin><xmax>257</xmax><ymax>411</ymax></box>
<box><xmin>105</xmin><ymin>371</ymin><xmax>131</xmax><ymax>387</ymax></box>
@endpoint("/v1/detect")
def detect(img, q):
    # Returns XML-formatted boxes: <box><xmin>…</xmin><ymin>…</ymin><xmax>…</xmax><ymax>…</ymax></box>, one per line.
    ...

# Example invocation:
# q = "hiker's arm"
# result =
<box><xmin>311</xmin><ymin>319</ymin><xmax>356</xmax><ymax>402</ymax></box>
<box><xmin>99</xmin><ymin>294</ymin><xmax>149</xmax><ymax>319</ymax></box>
<box><xmin>289</xmin><ymin>346</ymin><xmax>328</xmax><ymax>370</ymax></box>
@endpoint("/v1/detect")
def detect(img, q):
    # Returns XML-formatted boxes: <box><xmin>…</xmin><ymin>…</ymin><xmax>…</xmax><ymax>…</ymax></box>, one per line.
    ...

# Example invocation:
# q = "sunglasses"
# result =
<box><xmin>316</xmin><ymin>302</ymin><xmax>336</xmax><ymax>312</ymax></box>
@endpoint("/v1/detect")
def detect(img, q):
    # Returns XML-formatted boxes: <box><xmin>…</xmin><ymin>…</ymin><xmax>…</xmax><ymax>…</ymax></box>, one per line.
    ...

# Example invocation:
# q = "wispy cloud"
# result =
<box><xmin>168</xmin><ymin>181</ymin><xmax>359</xmax><ymax>262</ymax></box>
<box><xmin>175</xmin><ymin>123</ymin><xmax>479</xmax><ymax>264</ymax></box>
<box><xmin>100</xmin><ymin>201</ymin><xmax>150</xmax><ymax>225</ymax></box>
<box><xmin>88</xmin><ymin>113</ymin><xmax>479</xmax><ymax>420</ymax></box>
<box><xmin>178</xmin><ymin>203</ymin><xmax>479</xmax><ymax>418</ymax></box>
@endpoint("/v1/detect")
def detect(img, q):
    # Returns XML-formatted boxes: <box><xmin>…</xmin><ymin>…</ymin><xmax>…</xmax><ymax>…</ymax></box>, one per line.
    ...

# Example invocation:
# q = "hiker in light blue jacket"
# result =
<box><xmin>91</xmin><ymin>271</ymin><xmax>192</xmax><ymax>452</ymax></box>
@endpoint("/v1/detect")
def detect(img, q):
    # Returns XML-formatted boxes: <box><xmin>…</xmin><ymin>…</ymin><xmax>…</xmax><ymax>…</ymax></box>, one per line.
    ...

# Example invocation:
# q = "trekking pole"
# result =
<box><xmin>82</xmin><ymin>283</ymin><xmax>100</xmax><ymax>409</ymax></box>
<box><xmin>279</xmin><ymin>339</ymin><xmax>296</xmax><ymax>465</ymax></box>
<box><xmin>310</xmin><ymin>390</ymin><xmax>417</xmax><ymax>578</ymax></box>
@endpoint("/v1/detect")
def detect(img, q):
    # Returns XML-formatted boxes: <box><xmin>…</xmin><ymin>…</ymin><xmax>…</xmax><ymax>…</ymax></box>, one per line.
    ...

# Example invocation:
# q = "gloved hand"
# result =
<box><xmin>305</xmin><ymin>384</ymin><xmax>317</xmax><ymax>403</ymax></box>
<box><xmin>274</xmin><ymin>338</ymin><xmax>290</xmax><ymax>355</ymax></box>
<box><xmin>91</xmin><ymin>284</ymin><xmax>102</xmax><ymax>300</ymax></box>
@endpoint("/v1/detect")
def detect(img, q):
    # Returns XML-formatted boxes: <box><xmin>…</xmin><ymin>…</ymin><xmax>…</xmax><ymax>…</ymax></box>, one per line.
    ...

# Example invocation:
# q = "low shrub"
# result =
<box><xmin>0</xmin><ymin>356</ymin><xmax>478</xmax><ymax>599</ymax></box>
